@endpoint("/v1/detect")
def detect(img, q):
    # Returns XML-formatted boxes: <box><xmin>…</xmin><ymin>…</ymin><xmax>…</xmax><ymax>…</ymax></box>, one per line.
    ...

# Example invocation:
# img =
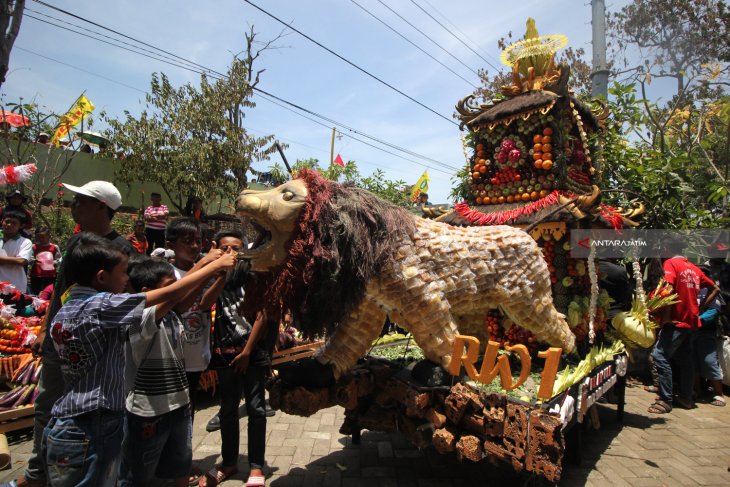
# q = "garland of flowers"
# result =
<box><xmin>587</xmin><ymin>244</ymin><xmax>598</xmax><ymax>344</ymax></box>
<box><xmin>0</xmin><ymin>164</ymin><xmax>36</xmax><ymax>186</ymax></box>
<box><xmin>454</xmin><ymin>190</ymin><xmax>561</xmax><ymax>226</ymax></box>
<box><xmin>632</xmin><ymin>259</ymin><xmax>646</xmax><ymax>310</ymax></box>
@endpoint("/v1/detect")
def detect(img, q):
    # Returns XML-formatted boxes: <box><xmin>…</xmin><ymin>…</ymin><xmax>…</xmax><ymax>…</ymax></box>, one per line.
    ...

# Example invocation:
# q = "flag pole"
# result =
<box><xmin>329</xmin><ymin>127</ymin><xmax>336</xmax><ymax>166</ymax></box>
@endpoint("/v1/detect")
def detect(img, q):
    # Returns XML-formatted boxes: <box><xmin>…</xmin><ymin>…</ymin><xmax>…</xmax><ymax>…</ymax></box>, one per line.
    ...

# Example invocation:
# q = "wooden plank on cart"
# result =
<box><xmin>0</xmin><ymin>405</ymin><xmax>35</xmax><ymax>434</ymax></box>
<box><xmin>272</xmin><ymin>341</ymin><xmax>324</xmax><ymax>366</ymax></box>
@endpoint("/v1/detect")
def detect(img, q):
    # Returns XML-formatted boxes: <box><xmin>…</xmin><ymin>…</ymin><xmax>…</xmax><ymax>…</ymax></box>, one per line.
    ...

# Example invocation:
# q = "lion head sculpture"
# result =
<box><xmin>236</xmin><ymin>169</ymin><xmax>416</xmax><ymax>338</ymax></box>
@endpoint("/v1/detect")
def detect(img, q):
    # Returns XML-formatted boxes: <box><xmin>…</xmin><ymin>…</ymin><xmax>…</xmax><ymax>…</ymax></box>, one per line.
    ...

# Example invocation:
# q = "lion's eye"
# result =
<box><xmin>282</xmin><ymin>191</ymin><xmax>294</xmax><ymax>201</ymax></box>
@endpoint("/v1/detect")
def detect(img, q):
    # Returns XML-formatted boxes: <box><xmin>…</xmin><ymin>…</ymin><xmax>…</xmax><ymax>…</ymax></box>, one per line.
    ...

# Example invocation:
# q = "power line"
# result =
<box><xmin>31</xmin><ymin>0</ymin><xmax>225</xmax><ymax>78</ymax></box>
<box><xmin>420</xmin><ymin>0</ymin><xmax>501</xmax><ymax>67</ymax></box>
<box><xmin>348</xmin><ymin>0</ymin><xmax>478</xmax><ymax>89</ymax></box>
<box><xmin>408</xmin><ymin>0</ymin><xmax>501</xmax><ymax>73</ymax></box>
<box><xmin>15</xmin><ymin>36</ymin><xmax>458</xmax><ymax>175</ymax></box>
<box><xmin>254</xmin><ymin>92</ymin><xmax>455</xmax><ymax>175</ymax></box>
<box><xmin>14</xmin><ymin>45</ymin><xmax>146</xmax><ymax>93</ymax></box>
<box><xmin>27</xmin><ymin>2</ymin><xmax>459</xmax><ymax>170</ymax></box>
<box><xmin>373</xmin><ymin>0</ymin><xmax>480</xmax><ymax>78</ymax></box>
<box><xmin>26</xmin><ymin>7</ymin><xmax>213</xmax><ymax>77</ymax></box>
<box><xmin>241</xmin><ymin>0</ymin><xmax>457</xmax><ymax>127</ymax></box>
<box><xmin>24</xmin><ymin>14</ymin><xmax>214</xmax><ymax>77</ymax></box>
<box><xmin>253</xmin><ymin>87</ymin><xmax>459</xmax><ymax>171</ymax></box>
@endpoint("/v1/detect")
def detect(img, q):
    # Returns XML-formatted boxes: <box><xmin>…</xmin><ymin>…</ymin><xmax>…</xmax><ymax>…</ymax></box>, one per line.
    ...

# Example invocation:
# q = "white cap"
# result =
<box><xmin>62</xmin><ymin>180</ymin><xmax>123</xmax><ymax>210</ymax></box>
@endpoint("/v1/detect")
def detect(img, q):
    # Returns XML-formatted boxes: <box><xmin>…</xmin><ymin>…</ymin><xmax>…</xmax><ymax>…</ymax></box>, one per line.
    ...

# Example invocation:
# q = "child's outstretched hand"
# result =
<box><xmin>199</xmin><ymin>242</ymin><xmax>223</xmax><ymax>266</ymax></box>
<box><xmin>211</xmin><ymin>248</ymin><xmax>237</xmax><ymax>271</ymax></box>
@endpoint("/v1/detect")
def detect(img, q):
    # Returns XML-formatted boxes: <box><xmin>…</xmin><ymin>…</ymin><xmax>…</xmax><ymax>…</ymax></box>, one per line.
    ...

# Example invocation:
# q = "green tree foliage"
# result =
<box><xmin>105</xmin><ymin>29</ymin><xmax>277</xmax><ymax>211</ymax></box>
<box><xmin>0</xmin><ymin>100</ymin><xmax>85</xmax><ymax>228</ymax></box>
<box><xmin>607</xmin><ymin>0</ymin><xmax>730</xmax><ymax>94</ymax></box>
<box><xmin>268</xmin><ymin>157</ymin><xmax>411</xmax><ymax>207</ymax></box>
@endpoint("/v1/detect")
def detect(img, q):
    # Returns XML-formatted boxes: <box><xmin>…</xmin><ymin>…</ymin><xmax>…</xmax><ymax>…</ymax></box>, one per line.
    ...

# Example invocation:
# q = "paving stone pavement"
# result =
<box><xmin>1</xmin><ymin>384</ymin><xmax>729</xmax><ymax>486</ymax></box>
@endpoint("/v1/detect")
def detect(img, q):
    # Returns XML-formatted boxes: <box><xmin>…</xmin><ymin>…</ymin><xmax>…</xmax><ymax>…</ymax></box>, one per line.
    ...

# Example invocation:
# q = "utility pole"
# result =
<box><xmin>590</xmin><ymin>0</ymin><xmax>609</xmax><ymax>99</ymax></box>
<box><xmin>329</xmin><ymin>127</ymin><xmax>336</xmax><ymax>166</ymax></box>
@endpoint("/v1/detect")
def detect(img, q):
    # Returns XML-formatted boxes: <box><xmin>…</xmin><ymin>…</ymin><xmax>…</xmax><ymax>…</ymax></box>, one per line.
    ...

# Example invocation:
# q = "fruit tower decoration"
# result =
<box><xmin>445</xmin><ymin>19</ymin><xmax>644</xmax><ymax>354</ymax></box>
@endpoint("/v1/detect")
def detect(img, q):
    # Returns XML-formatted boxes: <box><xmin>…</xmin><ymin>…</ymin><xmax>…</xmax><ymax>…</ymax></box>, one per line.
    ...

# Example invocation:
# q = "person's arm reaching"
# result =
<box><xmin>148</xmin><ymin>251</ymin><xmax>236</xmax><ymax>317</ymax></box>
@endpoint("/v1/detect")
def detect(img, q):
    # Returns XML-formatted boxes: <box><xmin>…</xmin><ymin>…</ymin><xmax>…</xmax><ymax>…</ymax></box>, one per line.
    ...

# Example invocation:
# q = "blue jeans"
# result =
<box><xmin>218</xmin><ymin>365</ymin><xmax>267</xmax><ymax>470</ymax></box>
<box><xmin>119</xmin><ymin>405</ymin><xmax>192</xmax><ymax>486</ymax></box>
<box><xmin>25</xmin><ymin>341</ymin><xmax>65</xmax><ymax>483</ymax></box>
<box><xmin>42</xmin><ymin>411</ymin><xmax>124</xmax><ymax>487</ymax></box>
<box><xmin>652</xmin><ymin>326</ymin><xmax>695</xmax><ymax>405</ymax></box>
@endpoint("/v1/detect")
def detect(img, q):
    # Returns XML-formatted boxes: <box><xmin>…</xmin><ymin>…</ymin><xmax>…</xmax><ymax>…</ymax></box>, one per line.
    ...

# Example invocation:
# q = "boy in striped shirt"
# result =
<box><xmin>43</xmin><ymin>233</ymin><xmax>235</xmax><ymax>487</ymax></box>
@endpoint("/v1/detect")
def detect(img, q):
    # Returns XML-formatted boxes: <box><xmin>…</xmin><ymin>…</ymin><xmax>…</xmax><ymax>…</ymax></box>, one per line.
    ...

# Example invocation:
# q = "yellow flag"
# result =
<box><xmin>410</xmin><ymin>170</ymin><xmax>430</xmax><ymax>204</ymax></box>
<box><xmin>51</xmin><ymin>95</ymin><xmax>95</xmax><ymax>147</ymax></box>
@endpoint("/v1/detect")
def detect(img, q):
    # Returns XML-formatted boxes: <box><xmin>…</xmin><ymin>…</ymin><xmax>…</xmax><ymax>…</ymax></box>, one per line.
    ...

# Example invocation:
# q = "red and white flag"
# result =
<box><xmin>333</xmin><ymin>154</ymin><xmax>345</xmax><ymax>167</ymax></box>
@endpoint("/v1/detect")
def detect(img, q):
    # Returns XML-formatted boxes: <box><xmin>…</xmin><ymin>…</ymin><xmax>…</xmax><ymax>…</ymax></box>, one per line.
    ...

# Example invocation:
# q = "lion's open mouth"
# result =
<box><xmin>241</xmin><ymin>218</ymin><xmax>273</xmax><ymax>255</ymax></box>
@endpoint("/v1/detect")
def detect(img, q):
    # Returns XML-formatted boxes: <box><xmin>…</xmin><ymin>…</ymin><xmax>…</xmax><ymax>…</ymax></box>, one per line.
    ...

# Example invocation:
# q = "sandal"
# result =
<box><xmin>189</xmin><ymin>465</ymin><xmax>204</xmax><ymax>487</ymax></box>
<box><xmin>246</xmin><ymin>475</ymin><xmax>266</xmax><ymax>487</ymax></box>
<box><xmin>199</xmin><ymin>465</ymin><xmax>238</xmax><ymax>487</ymax></box>
<box><xmin>644</xmin><ymin>385</ymin><xmax>658</xmax><ymax>393</ymax></box>
<box><xmin>647</xmin><ymin>400</ymin><xmax>672</xmax><ymax>414</ymax></box>
<box><xmin>710</xmin><ymin>395</ymin><xmax>726</xmax><ymax>407</ymax></box>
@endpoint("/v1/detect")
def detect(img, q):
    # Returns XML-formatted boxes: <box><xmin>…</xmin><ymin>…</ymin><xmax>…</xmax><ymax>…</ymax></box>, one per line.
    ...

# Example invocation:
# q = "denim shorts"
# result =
<box><xmin>119</xmin><ymin>405</ymin><xmax>192</xmax><ymax>486</ymax></box>
<box><xmin>42</xmin><ymin>410</ymin><xmax>124</xmax><ymax>487</ymax></box>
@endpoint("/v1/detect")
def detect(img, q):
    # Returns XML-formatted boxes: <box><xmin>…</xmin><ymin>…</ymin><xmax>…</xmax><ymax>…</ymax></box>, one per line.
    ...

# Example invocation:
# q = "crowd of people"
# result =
<box><xmin>0</xmin><ymin>181</ymin><xmax>278</xmax><ymax>487</ymax></box>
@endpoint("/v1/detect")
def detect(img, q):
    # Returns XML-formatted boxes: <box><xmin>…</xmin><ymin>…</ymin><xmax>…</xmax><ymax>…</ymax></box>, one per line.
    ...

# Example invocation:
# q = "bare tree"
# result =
<box><xmin>0</xmin><ymin>0</ymin><xmax>25</xmax><ymax>89</ymax></box>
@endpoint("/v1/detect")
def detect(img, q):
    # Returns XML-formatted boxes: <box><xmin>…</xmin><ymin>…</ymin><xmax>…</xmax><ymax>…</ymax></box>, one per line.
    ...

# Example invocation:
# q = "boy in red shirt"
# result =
<box><xmin>649</xmin><ymin>241</ymin><xmax>720</xmax><ymax>414</ymax></box>
<box><xmin>29</xmin><ymin>227</ymin><xmax>61</xmax><ymax>295</ymax></box>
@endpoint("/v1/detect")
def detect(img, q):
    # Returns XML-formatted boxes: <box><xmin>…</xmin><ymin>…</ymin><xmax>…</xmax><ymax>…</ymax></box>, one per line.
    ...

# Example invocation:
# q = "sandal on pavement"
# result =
<box><xmin>648</xmin><ymin>400</ymin><xmax>672</xmax><ymax>414</ymax></box>
<box><xmin>188</xmin><ymin>465</ymin><xmax>203</xmax><ymax>487</ymax></box>
<box><xmin>710</xmin><ymin>395</ymin><xmax>726</xmax><ymax>407</ymax></box>
<box><xmin>246</xmin><ymin>475</ymin><xmax>266</xmax><ymax>487</ymax></box>
<box><xmin>199</xmin><ymin>465</ymin><xmax>238</xmax><ymax>487</ymax></box>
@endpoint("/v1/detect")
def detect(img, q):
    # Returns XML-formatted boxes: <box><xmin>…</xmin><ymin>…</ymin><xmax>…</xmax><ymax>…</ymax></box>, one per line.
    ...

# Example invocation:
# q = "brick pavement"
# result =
<box><xmin>1</xmin><ymin>385</ymin><xmax>730</xmax><ymax>486</ymax></box>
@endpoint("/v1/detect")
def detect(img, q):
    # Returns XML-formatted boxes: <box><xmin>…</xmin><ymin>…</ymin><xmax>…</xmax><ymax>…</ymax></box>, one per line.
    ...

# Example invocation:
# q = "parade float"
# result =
<box><xmin>238</xmin><ymin>20</ymin><xmax>650</xmax><ymax>483</ymax></box>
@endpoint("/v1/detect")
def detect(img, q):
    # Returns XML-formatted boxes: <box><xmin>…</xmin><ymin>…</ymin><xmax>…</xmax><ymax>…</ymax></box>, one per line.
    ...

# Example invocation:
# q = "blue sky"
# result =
<box><xmin>3</xmin><ymin>0</ymin><xmax>649</xmax><ymax>204</ymax></box>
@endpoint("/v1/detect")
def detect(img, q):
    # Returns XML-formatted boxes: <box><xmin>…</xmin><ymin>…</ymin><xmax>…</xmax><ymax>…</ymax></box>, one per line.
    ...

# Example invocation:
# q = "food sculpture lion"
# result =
<box><xmin>237</xmin><ymin>169</ymin><xmax>575</xmax><ymax>380</ymax></box>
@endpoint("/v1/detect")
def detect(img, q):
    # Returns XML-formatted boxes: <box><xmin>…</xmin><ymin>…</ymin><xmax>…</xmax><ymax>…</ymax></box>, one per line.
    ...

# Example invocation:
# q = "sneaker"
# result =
<box><xmin>206</xmin><ymin>413</ymin><xmax>221</xmax><ymax>432</ymax></box>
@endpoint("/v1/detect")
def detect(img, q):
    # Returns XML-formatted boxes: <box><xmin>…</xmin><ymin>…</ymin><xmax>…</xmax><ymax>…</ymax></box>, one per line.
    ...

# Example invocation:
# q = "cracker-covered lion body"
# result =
<box><xmin>237</xmin><ymin>170</ymin><xmax>575</xmax><ymax>378</ymax></box>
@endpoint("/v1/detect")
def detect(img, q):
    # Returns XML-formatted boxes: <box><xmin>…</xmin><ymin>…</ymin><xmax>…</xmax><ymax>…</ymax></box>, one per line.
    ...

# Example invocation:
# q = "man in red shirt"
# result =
<box><xmin>649</xmin><ymin>241</ymin><xmax>720</xmax><ymax>414</ymax></box>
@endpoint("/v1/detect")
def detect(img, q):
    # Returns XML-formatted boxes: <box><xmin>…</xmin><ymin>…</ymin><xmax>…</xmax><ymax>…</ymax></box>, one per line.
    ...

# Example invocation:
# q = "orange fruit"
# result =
<box><xmin>533</xmin><ymin>134</ymin><xmax>542</xmax><ymax>144</ymax></box>
<box><xmin>542</xmin><ymin>152</ymin><xmax>553</xmax><ymax>162</ymax></box>
<box><xmin>522</xmin><ymin>192</ymin><xmax>531</xmax><ymax>201</ymax></box>
<box><xmin>477</xmin><ymin>151</ymin><xmax>485</xmax><ymax>159</ymax></box>
<box><xmin>506</xmin><ymin>195</ymin><xmax>514</xmax><ymax>203</ymax></box>
<box><xmin>542</xmin><ymin>143</ymin><xmax>552</xmax><ymax>152</ymax></box>
<box><xmin>530</xmin><ymin>191</ymin><xmax>538</xmax><ymax>200</ymax></box>
<box><xmin>479</xmin><ymin>158</ymin><xmax>487</xmax><ymax>165</ymax></box>
<box><xmin>532</xmin><ymin>152</ymin><xmax>542</xmax><ymax>161</ymax></box>
<box><xmin>498</xmin><ymin>196</ymin><xmax>505</xmax><ymax>204</ymax></box>
<box><xmin>484</xmin><ymin>196</ymin><xmax>491</xmax><ymax>204</ymax></box>
<box><xmin>479</xmin><ymin>165</ymin><xmax>487</xmax><ymax>174</ymax></box>
<box><xmin>476</xmin><ymin>143</ymin><xmax>484</xmax><ymax>151</ymax></box>
<box><xmin>534</xmin><ymin>160</ymin><xmax>543</xmax><ymax>169</ymax></box>
<box><xmin>539</xmin><ymin>190</ymin><xmax>548</xmax><ymax>198</ymax></box>
<box><xmin>543</xmin><ymin>127</ymin><xmax>553</xmax><ymax>136</ymax></box>
<box><xmin>476</xmin><ymin>197</ymin><xmax>483</xmax><ymax>205</ymax></box>
<box><xmin>541</xmin><ymin>135</ymin><xmax>552</xmax><ymax>144</ymax></box>
<box><xmin>472</xmin><ymin>171</ymin><xmax>481</xmax><ymax>179</ymax></box>
<box><xmin>542</xmin><ymin>160</ymin><xmax>553</xmax><ymax>170</ymax></box>
<box><xmin>533</xmin><ymin>143</ymin><xmax>542</xmax><ymax>152</ymax></box>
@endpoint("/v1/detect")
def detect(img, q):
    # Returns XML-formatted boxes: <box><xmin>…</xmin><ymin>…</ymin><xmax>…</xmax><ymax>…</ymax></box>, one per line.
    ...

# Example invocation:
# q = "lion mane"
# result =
<box><xmin>245</xmin><ymin>169</ymin><xmax>416</xmax><ymax>337</ymax></box>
